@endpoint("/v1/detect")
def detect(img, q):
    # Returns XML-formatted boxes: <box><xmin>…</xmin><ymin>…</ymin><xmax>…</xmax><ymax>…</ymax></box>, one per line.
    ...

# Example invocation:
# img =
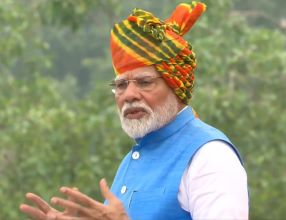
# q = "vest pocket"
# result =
<box><xmin>128</xmin><ymin>188</ymin><xmax>166</xmax><ymax>216</ymax></box>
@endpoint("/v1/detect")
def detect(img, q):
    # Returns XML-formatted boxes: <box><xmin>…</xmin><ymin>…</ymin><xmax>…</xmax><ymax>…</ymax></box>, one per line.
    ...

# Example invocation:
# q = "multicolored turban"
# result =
<box><xmin>110</xmin><ymin>1</ymin><xmax>206</xmax><ymax>104</ymax></box>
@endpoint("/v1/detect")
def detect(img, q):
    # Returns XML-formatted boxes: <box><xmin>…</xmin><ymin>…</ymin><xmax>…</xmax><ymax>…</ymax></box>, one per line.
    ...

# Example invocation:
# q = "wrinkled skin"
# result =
<box><xmin>20</xmin><ymin>179</ymin><xmax>130</xmax><ymax>220</ymax></box>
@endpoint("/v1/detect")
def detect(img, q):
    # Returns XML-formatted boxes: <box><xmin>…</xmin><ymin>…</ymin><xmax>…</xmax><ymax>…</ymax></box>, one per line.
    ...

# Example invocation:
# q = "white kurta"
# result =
<box><xmin>178</xmin><ymin>140</ymin><xmax>249</xmax><ymax>219</ymax></box>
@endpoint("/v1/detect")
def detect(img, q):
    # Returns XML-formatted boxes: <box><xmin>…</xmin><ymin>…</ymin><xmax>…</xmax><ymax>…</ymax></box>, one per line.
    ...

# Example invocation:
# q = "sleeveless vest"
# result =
<box><xmin>110</xmin><ymin>107</ymin><xmax>243</xmax><ymax>220</ymax></box>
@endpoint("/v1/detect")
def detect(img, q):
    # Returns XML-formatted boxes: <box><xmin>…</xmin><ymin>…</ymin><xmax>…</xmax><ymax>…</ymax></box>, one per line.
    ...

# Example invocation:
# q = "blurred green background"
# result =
<box><xmin>0</xmin><ymin>0</ymin><xmax>285</xmax><ymax>219</ymax></box>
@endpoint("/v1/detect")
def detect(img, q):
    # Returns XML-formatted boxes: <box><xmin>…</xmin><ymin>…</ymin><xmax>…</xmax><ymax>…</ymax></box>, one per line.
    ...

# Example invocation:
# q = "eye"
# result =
<box><xmin>115</xmin><ymin>80</ymin><xmax>128</xmax><ymax>90</ymax></box>
<box><xmin>137</xmin><ymin>77</ymin><xmax>153</xmax><ymax>88</ymax></box>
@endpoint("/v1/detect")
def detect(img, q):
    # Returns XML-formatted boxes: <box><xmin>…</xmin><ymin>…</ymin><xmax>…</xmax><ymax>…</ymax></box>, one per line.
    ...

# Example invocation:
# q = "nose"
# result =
<box><xmin>121</xmin><ymin>80</ymin><xmax>142</xmax><ymax>103</ymax></box>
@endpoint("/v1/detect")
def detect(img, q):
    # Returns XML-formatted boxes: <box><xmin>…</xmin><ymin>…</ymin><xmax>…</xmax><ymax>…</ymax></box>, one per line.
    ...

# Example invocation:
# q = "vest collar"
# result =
<box><xmin>135</xmin><ymin>106</ymin><xmax>195</xmax><ymax>146</ymax></box>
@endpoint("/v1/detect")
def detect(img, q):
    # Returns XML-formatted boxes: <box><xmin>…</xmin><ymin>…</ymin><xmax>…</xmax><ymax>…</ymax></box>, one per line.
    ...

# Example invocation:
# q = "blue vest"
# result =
<box><xmin>110</xmin><ymin>107</ymin><xmax>243</xmax><ymax>220</ymax></box>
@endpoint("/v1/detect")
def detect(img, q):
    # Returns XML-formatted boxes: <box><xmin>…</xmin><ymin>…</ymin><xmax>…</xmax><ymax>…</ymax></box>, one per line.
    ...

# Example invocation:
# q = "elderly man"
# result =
<box><xmin>20</xmin><ymin>2</ymin><xmax>248</xmax><ymax>220</ymax></box>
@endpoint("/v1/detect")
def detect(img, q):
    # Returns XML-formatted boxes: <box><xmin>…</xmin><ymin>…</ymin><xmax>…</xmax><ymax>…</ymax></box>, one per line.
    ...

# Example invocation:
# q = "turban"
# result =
<box><xmin>110</xmin><ymin>1</ymin><xmax>206</xmax><ymax>104</ymax></box>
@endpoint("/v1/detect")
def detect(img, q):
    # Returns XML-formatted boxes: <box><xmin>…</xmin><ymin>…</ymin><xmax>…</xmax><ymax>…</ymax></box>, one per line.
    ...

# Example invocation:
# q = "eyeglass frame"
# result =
<box><xmin>109</xmin><ymin>75</ymin><xmax>163</xmax><ymax>95</ymax></box>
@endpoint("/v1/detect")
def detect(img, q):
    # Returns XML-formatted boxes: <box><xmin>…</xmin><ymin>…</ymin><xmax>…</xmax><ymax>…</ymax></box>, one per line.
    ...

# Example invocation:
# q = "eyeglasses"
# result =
<box><xmin>110</xmin><ymin>76</ymin><xmax>163</xmax><ymax>95</ymax></box>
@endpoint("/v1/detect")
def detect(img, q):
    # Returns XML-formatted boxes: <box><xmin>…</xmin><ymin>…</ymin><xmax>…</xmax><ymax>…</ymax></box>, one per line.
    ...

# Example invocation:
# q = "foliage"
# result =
<box><xmin>233</xmin><ymin>0</ymin><xmax>286</xmax><ymax>30</ymax></box>
<box><xmin>0</xmin><ymin>0</ymin><xmax>285</xmax><ymax>219</ymax></box>
<box><xmin>0</xmin><ymin>73</ymin><xmax>132</xmax><ymax>218</ymax></box>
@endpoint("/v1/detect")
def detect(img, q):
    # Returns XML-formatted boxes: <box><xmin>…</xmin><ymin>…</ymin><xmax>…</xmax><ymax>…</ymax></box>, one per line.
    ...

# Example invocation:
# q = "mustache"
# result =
<box><xmin>121</xmin><ymin>102</ymin><xmax>152</xmax><ymax>117</ymax></box>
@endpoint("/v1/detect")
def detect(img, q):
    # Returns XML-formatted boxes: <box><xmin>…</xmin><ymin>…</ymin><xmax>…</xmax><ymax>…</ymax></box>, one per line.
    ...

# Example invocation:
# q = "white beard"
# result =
<box><xmin>118</xmin><ymin>93</ymin><xmax>179</xmax><ymax>139</ymax></box>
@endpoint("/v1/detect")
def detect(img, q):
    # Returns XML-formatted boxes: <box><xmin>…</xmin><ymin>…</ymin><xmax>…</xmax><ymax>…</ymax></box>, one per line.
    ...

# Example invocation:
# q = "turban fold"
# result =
<box><xmin>110</xmin><ymin>1</ymin><xmax>206</xmax><ymax>104</ymax></box>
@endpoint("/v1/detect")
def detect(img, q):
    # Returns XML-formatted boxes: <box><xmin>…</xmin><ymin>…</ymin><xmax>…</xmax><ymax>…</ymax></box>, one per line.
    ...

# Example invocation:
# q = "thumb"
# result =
<box><xmin>99</xmin><ymin>178</ymin><xmax>116</xmax><ymax>202</ymax></box>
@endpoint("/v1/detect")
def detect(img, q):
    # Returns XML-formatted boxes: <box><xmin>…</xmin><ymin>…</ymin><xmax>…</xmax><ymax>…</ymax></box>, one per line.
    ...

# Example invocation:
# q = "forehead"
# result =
<box><xmin>116</xmin><ymin>66</ymin><xmax>159</xmax><ymax>80</ymax></box>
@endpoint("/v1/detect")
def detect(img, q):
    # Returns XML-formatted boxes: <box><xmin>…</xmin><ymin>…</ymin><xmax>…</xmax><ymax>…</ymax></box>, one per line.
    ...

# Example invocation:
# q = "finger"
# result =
<box><xmin>46</xmin><ymin>212</ymin><xmax>57</xmax><ymax>220</ymax></box>
<box><xmin>25</xmin><ymin>193</ymin><xmax>51</xmax><ymax>213</ymax></box>
<box><xmin>60</xmin><ymin>187</ymin><xmax>104</xmax><ymax>209</ymax></box>
<box><xmin>51</xmin><ymin>197</ymin><xmax>89</xmax><ymax>216</ymax></box>
<box><xmin>47</xmin><ymin>215</ymin><xmax>81</xmax><ymax>220</ymax></box>
<box><xmin>99</xmin><ymin>178</ymin><xmax>118</xmax><ymax>202</ymax></box>
<box><xmin>63</xmin><ymin>187</ymin><xmax>79</xmax><ymax>216</ymax></box>
<box><xmin>19</xmin><ymin>204</ymin><xmax>46</xmax><ymax>220</ymax></box>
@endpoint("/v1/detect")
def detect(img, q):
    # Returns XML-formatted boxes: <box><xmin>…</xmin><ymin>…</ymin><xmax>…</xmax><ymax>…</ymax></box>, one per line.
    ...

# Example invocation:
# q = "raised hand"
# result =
<box><xmin>20</xmin><ymin>188</ymin><xmax>79</xmax><ymax>220</ymax></box>
<box><xmin>50</xmin><ymin>179</ymin><xmax>129</xmax><ymax>220</ymax></box>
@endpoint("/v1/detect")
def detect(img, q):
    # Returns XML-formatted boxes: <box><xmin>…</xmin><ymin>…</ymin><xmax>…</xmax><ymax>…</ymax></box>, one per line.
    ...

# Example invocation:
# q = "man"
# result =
<box><xmin>20</xmin><ymin>2</ymin><xmax>248</xmax><ymax>219</ymax></box>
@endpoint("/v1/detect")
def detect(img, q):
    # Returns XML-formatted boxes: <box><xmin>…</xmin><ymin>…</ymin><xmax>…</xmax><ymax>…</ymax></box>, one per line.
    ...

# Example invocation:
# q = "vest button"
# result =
<box><xmin>121</xmin><ymin>185</ymin><xmax>127</xmax><ymax>194</ymax></box>
<box><xmin>132</xmin><ymin>151</ymin><xmax>140</xmax><ymax>160</ymax></box>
